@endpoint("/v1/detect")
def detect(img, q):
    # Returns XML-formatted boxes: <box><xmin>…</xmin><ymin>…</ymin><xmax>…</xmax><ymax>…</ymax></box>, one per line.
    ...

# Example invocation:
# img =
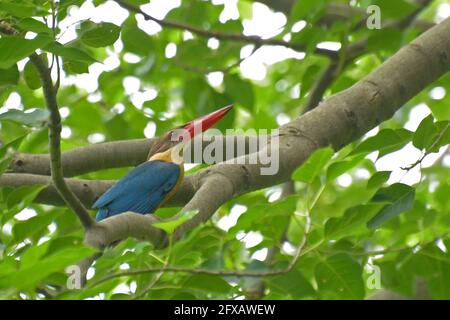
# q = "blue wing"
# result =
<box><xmin>93</xmin><ymin>160</ymin><xmax>180</xmax><ymax>221</ymax></box>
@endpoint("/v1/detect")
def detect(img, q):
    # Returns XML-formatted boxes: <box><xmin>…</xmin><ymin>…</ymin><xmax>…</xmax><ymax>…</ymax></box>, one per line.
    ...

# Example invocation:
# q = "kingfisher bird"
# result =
<box><xmin>93</xmin><ymin>105</ymin><xmax>233</xmax><ymax>221</ymax></box>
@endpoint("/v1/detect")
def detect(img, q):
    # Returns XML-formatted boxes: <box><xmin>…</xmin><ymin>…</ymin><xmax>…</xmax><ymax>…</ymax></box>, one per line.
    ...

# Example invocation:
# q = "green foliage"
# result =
<box><xmin>350</xmin><ymin>128</ymin><xmax>413</xmax><ymax>158</ymax></box>
<box><xmin>0</xmin><ymin>64</ymin><xmax>19</xmax><ymax>87</ymax></box>
<box><xmin>292</xmin><ymin>147</ymin><xmax>334</xmax><ymax>183</ymax></box>
<box><xmin>24</xmin><ymin>57</ymin><xmax>43</xmax><ymax>90</ymax></box>
<box><xmin>315</xmin><ymin>254</ymin><xmax>365</xmax><ymax>299</ymax></box>
<box><xmin>367</xmin><ymin>183</ymin><xmax>415</xmax><ymax>229</ymax></box>
<box><xmin>0</xmin><ymin>109</ymin><xmax>49</xmax><ymax>126</ymax></box>
<box><xmin>153</xmin><ymin>210</ymin><xmax>198</xmax><ymax>235</ymax></box>
<box><xmin>79</xmin><ymin>22</ymin><xmax>121</xmax><ymax>48</ymax></box>
<box><xmin>0</xmin><ymin>34</ymin><xmax>52</xmax><ymax>69</ymax></box>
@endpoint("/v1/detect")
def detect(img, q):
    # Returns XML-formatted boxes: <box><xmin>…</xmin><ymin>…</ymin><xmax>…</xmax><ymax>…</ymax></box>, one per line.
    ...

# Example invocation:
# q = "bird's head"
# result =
<box><xmin>147</xmin><ymin>105</ymin><xmax>233</xmax><ymax>162</ymax></box>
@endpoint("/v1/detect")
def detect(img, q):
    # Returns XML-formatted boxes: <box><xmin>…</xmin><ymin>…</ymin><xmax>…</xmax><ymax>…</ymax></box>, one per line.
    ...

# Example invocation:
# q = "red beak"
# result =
<box><xmin>182</xmin><ymin>105</ymin><xmax>233</xmax><ymax>139</ymax></box>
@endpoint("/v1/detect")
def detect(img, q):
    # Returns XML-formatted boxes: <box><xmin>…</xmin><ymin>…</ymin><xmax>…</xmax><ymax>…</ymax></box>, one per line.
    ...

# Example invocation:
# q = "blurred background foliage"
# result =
<box><xmin>0</xmin><ymin>0</ymin><xmax>449</xmax><ymax>299</ymax></box>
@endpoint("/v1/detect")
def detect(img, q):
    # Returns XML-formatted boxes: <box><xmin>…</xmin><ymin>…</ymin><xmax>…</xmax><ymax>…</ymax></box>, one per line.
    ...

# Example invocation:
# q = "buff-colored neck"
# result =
<box><xmin>148</xmin><ymin>143</ymin><xmax>184</xmax><ymax>164</ymax></box>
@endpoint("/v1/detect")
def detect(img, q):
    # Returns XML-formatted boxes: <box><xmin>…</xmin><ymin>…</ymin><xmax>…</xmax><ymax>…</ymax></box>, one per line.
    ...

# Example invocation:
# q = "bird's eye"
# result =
<box><xmin>170</xmin><ymin>131</ymin><xmax>184</xmax><ymax>142</ymax></box>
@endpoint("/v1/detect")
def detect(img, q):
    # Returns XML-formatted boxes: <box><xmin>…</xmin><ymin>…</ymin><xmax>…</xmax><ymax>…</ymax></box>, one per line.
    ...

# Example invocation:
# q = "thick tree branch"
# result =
<box><xmin>28</xmin><ymin>54</ymin><xmax>95</xmax><ymax>230</ymax></box>
<box><xmin>8</xmin><ymin>136</ymin><xmax>256</xmax><ymax>177</ymax></box>
<box><xmin>10</xmin><ymin>139</ymin><xmax>152</xmax><ymax>177</ymax></box>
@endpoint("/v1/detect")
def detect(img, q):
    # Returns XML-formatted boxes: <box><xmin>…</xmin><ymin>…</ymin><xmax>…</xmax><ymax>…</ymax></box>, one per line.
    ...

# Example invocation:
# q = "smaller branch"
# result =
<box><xmin>84</xmin><ymin>212</ymin><xmax>167</xmax><ymax>249</ymax></box>
<box><xmin>401</xmin><ymin>122</ymin><xmax>450</xmax><ymax>171</ymax></box>
<box><xmin>8</xmin><ymin>135</ymin><xmax>257</xmax><ymax>177</ymax></box>
<box><xmin>114</xmin><ymin>0</ymin><xmax>337</xmax><ymax>58</ymax></box>
<box><xmin>29</xmin><ymin>53</ymin><xmax>95</xmax><ymax>230</ymax></box>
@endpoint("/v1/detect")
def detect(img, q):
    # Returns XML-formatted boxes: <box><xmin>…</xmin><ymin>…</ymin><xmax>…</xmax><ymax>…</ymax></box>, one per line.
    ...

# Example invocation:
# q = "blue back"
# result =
<box><xmin>93</xmin><ymin>160</ymin><xmax>180</xmax><ymax>221</ymax></box>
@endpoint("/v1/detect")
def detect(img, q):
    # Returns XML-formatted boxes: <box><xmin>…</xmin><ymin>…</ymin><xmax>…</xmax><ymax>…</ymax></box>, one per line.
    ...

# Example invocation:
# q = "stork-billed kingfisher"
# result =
<box><xmin>93</xmin><ymin>105</ymin><xmax>233</xmax><ymax>221</ymax></box>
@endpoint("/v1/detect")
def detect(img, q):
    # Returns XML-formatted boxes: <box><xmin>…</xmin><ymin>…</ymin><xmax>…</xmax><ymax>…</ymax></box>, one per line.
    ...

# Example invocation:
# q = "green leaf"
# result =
<box><xmin>237</xmin><ymin>0</ymin><xmax>253</xmax><ymax>20</ymax></box>
<box><xmin>367</xmin><ymin>171</ymin><xmax>391</xmax><ymax>189</ymax></box>
<box><xmin>0</xmin><ymin>155</ymin><xmax>12</xmax><ymax>177</ymax></box>
<box><xmin>224</xmin><ymin>74</ymin><xmax>254</xmax><ymax>109</ymax></box>
<box><xmin>63</xmin><ymin>59</ymin><xmax>89</xmax><ymax>74</ymax></box>
<box><xmin>121</xmin><ymin>17</ymin><xmax>154</xmax><ymax>55</ymax></box>
<box><xmin>367</xmin><ymin>183</ymin><xmax>415</xmax><ymax>229</ymax></box>
<box><xmin>0</xmin><ymin>34</ymin><xmax>52</xmax><ymax>69</ymax></box>
<box><xmin>0</xmin><ymin>246</ymin><xmax>95</xmax><ymax>290</ymax></box>
<box><xmin>80</xmin><ymin>22</ymin><xmax>121</xmax><ymax>48</ymax></box>
<box><xmin>292</xmin><ymin>147</ymin><xmax>334</xmax><ymax>183</ymax></box>
<box><xmin>350</xmin><ymin>128</ymin><xmax>413</xmax><ymax>157</ymax></box>
<box><xmin>45</xmin><ymin>42</ymin><xmax>97</xmax><ymax>64</ymax></box>
<box><xmin>153</xmin><ymin>210</ymin><xmax>198</xmax><ymax>235</ymax></box>
<box><xmin>113</xmin><ymin>0</ymin><xmax>148</xmax><ymax>5</ymax></box>
<box><xmin>291</xmin><ymin>0</ymin><xmax>326</xmax><ymax>22</ymax></box>
<box><xmin>315</xmin><ymin>254</ymin><xmax>365</xmax><ymax>299</ymax></box>
<box><xmin>12</xmin><ymin>212</ymin><xmax>59</xmax><ymax>243</ymax></box>
<box><xmin>229</xmin><ymin>195</ymin><xmax>297</xmax><ymax>237</ymax></box>
<box><xmin>326</xmin><ymin>154</ymin><xmax>365</xmax><ymax>181</ymax></box>
<box><xmin>0</xmin><ymin>1</ymin><xmax>47</xmax><ymax>17</ymax></box>
<box><xmin>325</xmin><ymin>204</ymin><xmax>382</xmax><ymax>240</ymax></box>
<box><xmin>429</xmin><ymin>121</ymin><xmax>450</xmax><ymax>152</ymax></box>
<box><xmin>372</xmin><ymin>0</ymin><xmax>416</xmax><ymax>19</ymax></box>
<box><xmin>23</xmin><ymin>59</ymin><xmax>42</xmax><ymax>90</ymax></box>
<box><xmin>183</xmin><ymin>274</ymin><xmax>232</xmax><ymax>294</ymax></box>
<box><xmin>413</xmin><ymin>114</ymin><xmax>437</xmax><ymax>150</ymax></box>
<box><xmin>0</xmin><ymin>109</ymin><xmax>49</xmax><ymax>126</ymax></box>
<box><xmin>367</xmin><ymin>28</ymin><xmax>403</xmax><ymax>52</ymax></box>
<box><xmin>17</xmin><ymin>18</ymin><xmax>52</xmax><ymax>34</ymax></box>
<box><xmin>266</xmin><ymin>268</ymin><xmax>316</xmax><ymax>299</ymax></box>
<box><xmin>0</xmin><ymin>64</ymin><xmax>19</xmax><ymax>87</ymax></box>
<box><xmin>6</xmin><ymin>184</ymin><xmax>48</xmax><ymax>213</ymax></box>
<box><xmin>0</xmin><ymin>129</ymin><xmax>29</xmax><ymax>159</ymax></box>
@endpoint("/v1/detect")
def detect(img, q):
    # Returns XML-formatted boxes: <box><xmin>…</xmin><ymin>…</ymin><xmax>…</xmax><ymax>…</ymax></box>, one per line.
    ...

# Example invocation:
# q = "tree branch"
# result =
<box><xmin>28</xmin><ymin>53</ymin><xmax>95</xmax><ymax>230</ymax></box>
<box><xmin>8</xmin><ymin>136</ymin><xmax>256</xmax><ymax>177</ymax></box>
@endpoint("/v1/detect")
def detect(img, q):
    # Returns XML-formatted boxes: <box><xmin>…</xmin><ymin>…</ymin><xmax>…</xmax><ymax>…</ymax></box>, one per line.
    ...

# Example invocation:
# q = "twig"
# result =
<box><xmin>28</xmin><ymin>53</ymin><xmax>95</xmax><ymax>230</ymax></box>
<box><xmin>401</xmin><ymin>122</ymin><xmax>450</xmax><ymax>171</ymax></box>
